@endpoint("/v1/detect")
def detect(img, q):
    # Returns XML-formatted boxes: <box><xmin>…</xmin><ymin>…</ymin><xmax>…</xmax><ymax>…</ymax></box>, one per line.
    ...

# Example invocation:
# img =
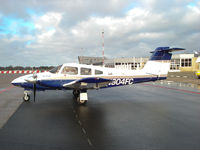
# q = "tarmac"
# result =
<box><xmin>0</xmin><ymin>74</ymin><xmax>200</xmax><ymax>150</ymax></box>
<box><xmin>167</xmin><ymin>72</ymin><xmax>200</xmax><ymax>85</ymax></box>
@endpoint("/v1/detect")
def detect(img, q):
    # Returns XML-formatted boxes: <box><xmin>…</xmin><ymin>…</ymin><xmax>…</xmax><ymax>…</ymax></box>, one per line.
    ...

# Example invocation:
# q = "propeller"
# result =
<box><xmin>24</xmin><ymin>70</ymin><xmax>38</xmax><ymax>102</ymax></box>
<box><xmin>32</xmin><ymin>73</ymin><xmax>37</xmax><ymax>102</ymax></box>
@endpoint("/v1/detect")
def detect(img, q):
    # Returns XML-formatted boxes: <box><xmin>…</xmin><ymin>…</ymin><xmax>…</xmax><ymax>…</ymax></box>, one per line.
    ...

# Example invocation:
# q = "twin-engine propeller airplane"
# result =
<box><xmin>12</xmin><ymin>47</ymin><xmax>184</xmax><ymax>105</ymax></box>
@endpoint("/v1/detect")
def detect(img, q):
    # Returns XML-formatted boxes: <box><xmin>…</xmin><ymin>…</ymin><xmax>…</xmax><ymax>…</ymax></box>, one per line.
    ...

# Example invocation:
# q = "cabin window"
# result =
<box><xmin>81</xmin><ymin>68</ymin><xmax>91</xmax><ymax>75</ymax></box>
<box><xmin>62</xmin><ymin>66</ymin><xmax>78</xmax><ymax>75</ymax></box>
<box><xmin>95</xmin><ymin>70</ymin><xmax>103</xmax><ymax>75</ymax></box>
<box><xmin>49</xmin><ymin>65</ymin><xmax>62</xmax><ymax>74</ymax></box>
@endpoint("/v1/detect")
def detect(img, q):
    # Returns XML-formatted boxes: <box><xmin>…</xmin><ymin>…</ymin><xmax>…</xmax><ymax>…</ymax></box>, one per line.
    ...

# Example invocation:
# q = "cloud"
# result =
<box><xmin>0</xmin><ymin>0</ymin><xmax>200</xmax><ymax>66</ymax></box>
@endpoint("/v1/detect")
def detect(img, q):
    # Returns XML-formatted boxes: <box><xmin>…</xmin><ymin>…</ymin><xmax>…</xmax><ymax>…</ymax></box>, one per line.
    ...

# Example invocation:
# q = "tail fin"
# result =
<box><xmin>143</xmin><ymin>47</ymin><xmax>185</xmax><ymax>76</ymax></box>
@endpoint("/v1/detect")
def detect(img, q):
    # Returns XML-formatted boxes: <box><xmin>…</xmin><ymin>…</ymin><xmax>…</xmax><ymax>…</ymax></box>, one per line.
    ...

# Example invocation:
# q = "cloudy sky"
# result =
<box><xmin>0</xmin><ymin>0</ymin><xmax>199</xmax><ymax>66</ymax></box>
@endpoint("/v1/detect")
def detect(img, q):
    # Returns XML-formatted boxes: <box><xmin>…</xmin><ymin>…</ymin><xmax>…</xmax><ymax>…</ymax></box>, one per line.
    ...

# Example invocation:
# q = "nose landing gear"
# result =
<box><xmin>23</xmin><ymin>90</ymin><xmax>31</xmax><ymax>102</ymax></box>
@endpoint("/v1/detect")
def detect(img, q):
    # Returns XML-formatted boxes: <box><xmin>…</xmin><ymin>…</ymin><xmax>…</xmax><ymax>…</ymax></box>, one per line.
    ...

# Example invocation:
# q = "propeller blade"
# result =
<box><xmin>33</xmin><ymin>83</ymin><xmax>36</xmax><ymax>102</ymax></box>
<box><xmin>32</xmin><ymin>72</ymin><xmax>37</xmax><ymax>102</ymax></box>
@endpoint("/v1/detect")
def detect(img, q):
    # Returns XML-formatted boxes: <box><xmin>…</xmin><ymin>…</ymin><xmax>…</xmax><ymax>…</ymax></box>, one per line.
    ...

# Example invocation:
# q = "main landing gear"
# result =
<box><xmin>73</xmin><ymin>89</ymin><xmax>88</xmax><ymax>105</ymax></box>
<box><xmin>23</xmin><ymin>89</ymin><xmax>88</xmax><ymax>104</ymax></box>
<box><xmin>23</xmin><ymin>90</ymin><xmax>31</xmax><ymax>102</ymax></box>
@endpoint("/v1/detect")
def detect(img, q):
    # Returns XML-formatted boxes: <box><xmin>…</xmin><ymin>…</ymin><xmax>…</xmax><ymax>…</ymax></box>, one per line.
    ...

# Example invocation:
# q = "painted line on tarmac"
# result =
<box><xmin>71</xmin><ymin>106</ymin><xmax>93</xmax><ymax>147</ymax></box>
<box><xmin>0</xmin><ymin>85</ymin><xmax>14</xmax><ymax>94</ymax></box>
<box><xmin>142</xmin><ymin>84</ymin><xmax>200</xmax><ymax>95</ymax></box>
<box><xmin>87</xmin><ymin>138</ymin><xmax>93</xmax><ymax>147</ymax></box>
<box><xmin>82</xmin><ymin>128</ymin><xmax>87</xmax><ymax>134</ymax></box>
<box><xmin>78</xmin><ymin>120</ymin><xmax>82</xmax><ymax>126</ymax></box>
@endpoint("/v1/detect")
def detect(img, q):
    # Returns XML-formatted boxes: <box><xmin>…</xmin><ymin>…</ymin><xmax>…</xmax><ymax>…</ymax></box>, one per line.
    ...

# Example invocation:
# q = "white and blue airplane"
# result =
<box><xmin>12</xmin><ymin>47</ymin><xmax>184</xmax><ymax>105</ymax></box>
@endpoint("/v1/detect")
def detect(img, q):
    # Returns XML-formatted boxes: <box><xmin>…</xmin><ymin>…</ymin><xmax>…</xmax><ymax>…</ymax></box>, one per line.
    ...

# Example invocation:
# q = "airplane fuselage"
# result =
<box><xmin>12</xmin><ymin>63</ymin><xmax>167</xmax><ymax>91</ymax></box>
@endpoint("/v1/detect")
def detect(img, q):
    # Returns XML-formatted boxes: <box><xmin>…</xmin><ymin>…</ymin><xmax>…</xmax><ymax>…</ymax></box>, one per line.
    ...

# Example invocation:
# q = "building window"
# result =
<box><xmin>170</xmin><ymin>59</ymin><xmax>180</xmax><ymax>70</ymax></box>
<box><xmin>115</xmin><ymin>63</ymin><xmax>121</xmax><ymax>65</ymax></box>
<box><xmin>81</xmin><ymin>68</ymin><xmax>91</xmax><ymax>75</ymax></box>
<box><xmin>181</xmin><ymin>59</ymin><xmax>192</xmax><ymax>67</ymax></box>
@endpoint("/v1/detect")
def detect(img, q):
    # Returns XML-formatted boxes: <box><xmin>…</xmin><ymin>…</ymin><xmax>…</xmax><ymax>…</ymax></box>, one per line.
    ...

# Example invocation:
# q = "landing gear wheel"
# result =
<box><xmin>76</xmin><ymin>96</ymin><xmax>87</xmax><ymax>105</ymax></box>
<box><xmin>23</xmin><ymin>94</ymin><xmax>30</xmax><ymax>102</ymax></box>
<box><xmin>73</xmin><ymin>90</ymin><xmax>80</xmax><ymax>98</ymax></box>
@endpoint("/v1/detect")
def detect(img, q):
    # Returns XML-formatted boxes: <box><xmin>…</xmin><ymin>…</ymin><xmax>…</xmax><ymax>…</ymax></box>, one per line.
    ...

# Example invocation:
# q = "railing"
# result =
<box><xmin>0</xmin><ymin>70</ymin><xmax>47</xmax><ymax>74</ymax></box>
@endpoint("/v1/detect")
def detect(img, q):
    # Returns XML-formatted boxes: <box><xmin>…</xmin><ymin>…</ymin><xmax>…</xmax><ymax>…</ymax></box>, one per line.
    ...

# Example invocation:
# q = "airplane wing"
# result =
<box><xmin>63</xmin><ymin>77</ymin><xmax>112</xmax><ymax>89</ymax></box>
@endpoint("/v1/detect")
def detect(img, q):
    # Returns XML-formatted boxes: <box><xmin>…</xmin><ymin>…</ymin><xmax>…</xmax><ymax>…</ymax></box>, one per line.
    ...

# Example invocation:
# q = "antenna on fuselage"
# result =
<box><xmin>102</xmin><ymin>30</ymin><xmax>104</xmax><ymax>67</ymax></box>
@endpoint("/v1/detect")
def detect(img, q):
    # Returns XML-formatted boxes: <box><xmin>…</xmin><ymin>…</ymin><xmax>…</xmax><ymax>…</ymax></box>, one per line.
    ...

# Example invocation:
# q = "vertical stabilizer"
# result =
<box><xmin>142</xmin><ymin>47</ymin><xmax>184</xmax><ymax>76</ymax></box>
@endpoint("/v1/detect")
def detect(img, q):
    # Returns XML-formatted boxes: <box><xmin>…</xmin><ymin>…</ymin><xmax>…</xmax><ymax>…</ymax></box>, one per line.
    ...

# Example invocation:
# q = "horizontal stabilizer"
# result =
<box><xmin>167</xmin><ymin>47</ymin><xmax>185</xmax><ymax>52</ymax></box>
<box><xmin>150</xmin><ymin>47</ymin><xmax>185</xmax><ymax>53</ymax></box>
<box><xmin>149</xmin><ymin>47</ymin><xmax>185</xmax><ymax>61</ymax></box>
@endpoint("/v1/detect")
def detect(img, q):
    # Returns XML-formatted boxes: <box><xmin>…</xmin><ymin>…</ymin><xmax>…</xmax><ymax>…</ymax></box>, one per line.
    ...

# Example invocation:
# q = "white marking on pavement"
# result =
<box><xmin>82</xmin><ymin>128</ymin><xmax>86</xmax><ymax>134</ymax></box>
<box><xmin>87</xmin><ymin>138</ymin><xmax>93</xmax><ymax>147</ymax></box>
<box><xmin>78</xmin><ymin>120</ymin><xmax>82</xmax><ymax>126</ymax></box>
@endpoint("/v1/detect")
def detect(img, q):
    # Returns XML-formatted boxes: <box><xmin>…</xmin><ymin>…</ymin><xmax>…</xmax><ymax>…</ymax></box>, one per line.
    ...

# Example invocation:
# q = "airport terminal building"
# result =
<box><xmin>78</xmin><ymin>53</ymin><xmax>200</xmax><ymax>72</ymax></box>
<box><xmin>113</xmin><ymin>57</ymin><xmax>149</xmax><ymax>70</ymax></box>
<box><xmin>170</xmin><ymin>54</ymin><xmax>199</xmax><ymax>72</ymax></box>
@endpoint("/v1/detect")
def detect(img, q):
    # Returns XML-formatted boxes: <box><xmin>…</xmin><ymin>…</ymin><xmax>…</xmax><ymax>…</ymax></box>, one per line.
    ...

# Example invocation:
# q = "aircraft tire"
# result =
<box><xmin>23</xmin><ymin>94</ymin><xmax>30</xmax><ymax>102</ymax></box>
<box><xmin>73</xmin><ymin>90</ymin><xmax>80</xmax><ymax>97</ymax></box>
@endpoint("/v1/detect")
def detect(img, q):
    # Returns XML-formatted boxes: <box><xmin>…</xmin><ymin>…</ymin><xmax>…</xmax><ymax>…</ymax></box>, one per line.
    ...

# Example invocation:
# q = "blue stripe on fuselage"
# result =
<box><xmin>37</xmin><ymin>79</ymin><xmax>74</xmax><ymax>89</ymax></box>
<box><xmin>13</xmin><ymin>79</ymin><xmax>75</xmax><ymax>91</ymax></box>
<box><xmin>107</xmin><ymin>77</ymin><xmax>166</xmax><ymax>88</ymax></box>
<box><xmin>12</xmin><ymin>82</ymin><xmax>49</xmax><ymax>90</ymax></box>
<box><xmin>15</xmin><ymin>77</ymin><xmax>167</xmax><ymax>90</ymax></box>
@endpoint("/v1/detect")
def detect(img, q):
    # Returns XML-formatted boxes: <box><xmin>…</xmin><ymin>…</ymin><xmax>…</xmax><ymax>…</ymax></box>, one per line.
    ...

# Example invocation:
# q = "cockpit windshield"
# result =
<box><xmin>49</xmin><ymin>65</ymin><xmax>62</xmax><ymax>74</ymax></box>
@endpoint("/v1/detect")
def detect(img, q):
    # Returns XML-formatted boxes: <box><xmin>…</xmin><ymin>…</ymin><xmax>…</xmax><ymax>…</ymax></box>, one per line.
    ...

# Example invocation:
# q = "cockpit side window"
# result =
<box><xmin>61</xmin><ymin>66</ymin><xmax>78</xmax><ymax>75</ymax></box>
<box><xmin>95</xmin><ymin>70</ymin><xmax>103</xmax><ymax>75</ymax></box>
<box><xmin>81</xmin><ymin>68</ymin><xmax>91</xmax><ymax>75</ymax></box>
<box><xmin>49</xmin><ymin>65</ymin><xmax>62</xmax><ymax>74</ymax></box>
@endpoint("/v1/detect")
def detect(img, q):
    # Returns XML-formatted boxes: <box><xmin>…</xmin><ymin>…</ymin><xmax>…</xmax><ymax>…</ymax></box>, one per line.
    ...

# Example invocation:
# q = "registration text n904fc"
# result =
<box><xmin>109</xmin><ymin>78</ymin><xmax>134</xmax><ymax>86</ymax></box>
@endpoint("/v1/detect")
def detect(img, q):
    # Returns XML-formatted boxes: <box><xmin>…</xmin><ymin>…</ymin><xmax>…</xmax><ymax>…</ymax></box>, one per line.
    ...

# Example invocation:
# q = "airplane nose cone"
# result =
<box><xmin>11</xmin><ymin>78</ymin><xmax>20</xmax><ymax>86</ymax></box>
<box><xmin>11</xmin><ymin>76</ymin><xmax>25</xmax><ymax>87</ymax></box>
